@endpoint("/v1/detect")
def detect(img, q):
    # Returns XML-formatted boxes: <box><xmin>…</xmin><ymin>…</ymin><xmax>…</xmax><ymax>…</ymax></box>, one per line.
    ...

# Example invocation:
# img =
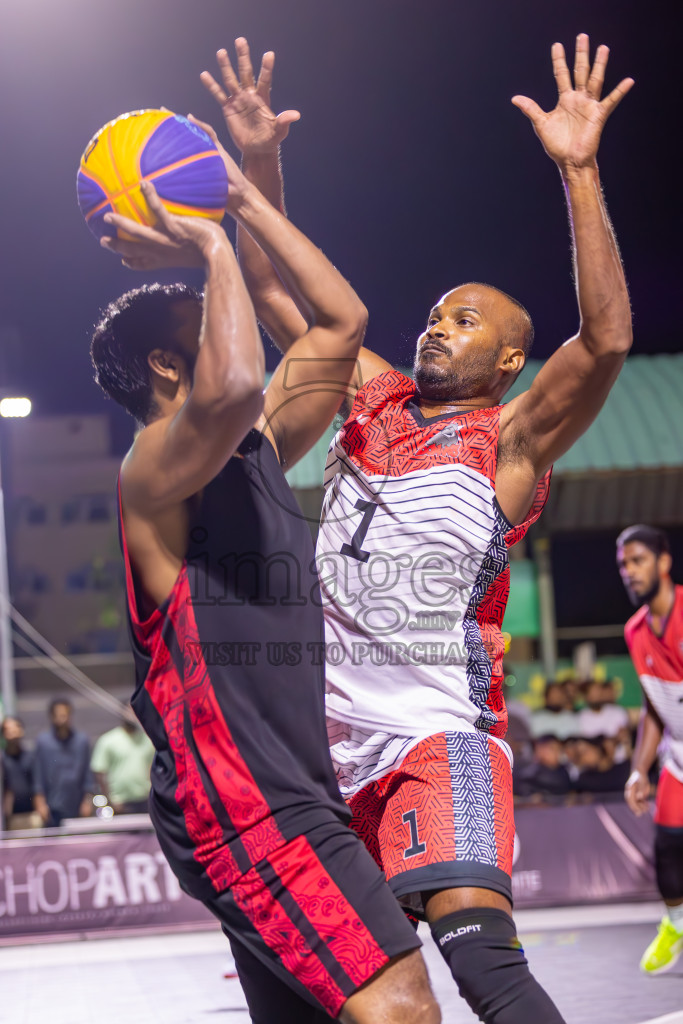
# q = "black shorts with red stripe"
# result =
<box><xmin>120</xmin><ymin>434</ymin><xmax>421</xmax><ymax>1018</ymax></box>
<box><xmin>202</xmin><ymin>819</ymin><xmax>421</xmax><ymax>1020</ymax></box>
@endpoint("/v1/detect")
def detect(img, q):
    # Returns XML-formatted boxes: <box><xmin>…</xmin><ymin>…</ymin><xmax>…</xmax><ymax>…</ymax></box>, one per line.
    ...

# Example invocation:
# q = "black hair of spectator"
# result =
<box><xmin>544</xmin><ymin>680</ymin><xmax>567</xmax><ymax>698</ymax></box>
<box><xmin>616</xmin><ymin>524</ymin><xmax>671</xmax><ymax>558</ymax></box>
<box><xmin>49</xmin><ymin>697</ymin><xmax>73</xmax><ymax>715</ymax></box>
<box><xmin>1</xmin><ymin>715</ymin><xmax>25</xmax><ymax>733</ymax></box>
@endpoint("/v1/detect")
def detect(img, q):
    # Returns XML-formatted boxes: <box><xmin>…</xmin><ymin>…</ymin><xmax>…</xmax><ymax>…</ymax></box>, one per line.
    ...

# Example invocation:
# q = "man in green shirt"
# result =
<box><xmin>91</xmin><ymin>714</ymin><xmax>155</xmax><ymax>814</ymax></box>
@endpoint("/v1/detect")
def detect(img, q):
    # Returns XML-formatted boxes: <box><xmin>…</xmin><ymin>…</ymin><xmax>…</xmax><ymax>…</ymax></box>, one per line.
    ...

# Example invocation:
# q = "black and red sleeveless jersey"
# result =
<box><xmin>120</xmin><ymin>429</ymin><xmax>349</xmax><ymax>900</ymax></box>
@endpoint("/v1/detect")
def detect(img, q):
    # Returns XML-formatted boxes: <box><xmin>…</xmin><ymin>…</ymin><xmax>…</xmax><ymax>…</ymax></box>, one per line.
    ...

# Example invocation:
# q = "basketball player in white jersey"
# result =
<box><xmin>203</xmin><ymin>34</ymin><xmax>633</xmax><ymax>1023</ymax></box>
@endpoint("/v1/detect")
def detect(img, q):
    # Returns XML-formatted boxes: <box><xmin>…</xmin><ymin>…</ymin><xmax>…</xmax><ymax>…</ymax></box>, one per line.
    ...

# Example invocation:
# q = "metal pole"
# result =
<box><xmin>0</xmin><ymin>426</ymin><xmax>16</xmax><ymax>716</ymax></box>
<box><xmin>532</xmin><ymin>534</ymin><xmax>557</xmax><ymax>679</ymax></box>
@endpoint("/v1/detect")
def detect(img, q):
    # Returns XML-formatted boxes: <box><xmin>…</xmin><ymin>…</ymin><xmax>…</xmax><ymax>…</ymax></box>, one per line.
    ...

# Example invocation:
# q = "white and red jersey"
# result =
<box><xmin>624</xmin><ymin>584</ymin><xmax>683</xmax><ymax>783</ymax></box>
<box><xmin>317</xmin><ymin>371</ymin><xmax>550</xmax><ymax>746</ymax></box>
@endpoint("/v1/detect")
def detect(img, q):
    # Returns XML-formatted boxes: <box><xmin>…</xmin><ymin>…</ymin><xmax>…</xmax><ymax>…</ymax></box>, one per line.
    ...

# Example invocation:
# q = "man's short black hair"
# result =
<box><xmin>1</xmin><ymin>715</ymin><xmax>24</xmax><ymax>733</ymax></box>
<box><xmin>49</xmin><ymin>697</ymin><xmax>72</xmax><ymax>715</ymax></box>
<box><xmin>91</xmin><ymin>283</ymin><xmax>202</xmax><ymax>425</ymax></box>
<box><xmin>616</xmin><ymin>524</ymin><xmax>671</xmax><ymax>558</ymax></box>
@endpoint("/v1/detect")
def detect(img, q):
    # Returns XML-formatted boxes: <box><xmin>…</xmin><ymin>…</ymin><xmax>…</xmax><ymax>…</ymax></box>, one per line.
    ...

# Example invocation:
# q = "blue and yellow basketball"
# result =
<box><xmin>77</xmin><ymin>109</ymin><xmax>229</xmax><ymax>239</ymax></box>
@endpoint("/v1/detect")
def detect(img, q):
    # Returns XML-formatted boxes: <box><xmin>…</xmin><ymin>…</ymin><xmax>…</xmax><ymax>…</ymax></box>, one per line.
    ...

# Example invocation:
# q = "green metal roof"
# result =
<box><xmin>270</xmin><ymin>354</ymin><xmax>683</xmax><ymax>490</ymax></box>
<box><xmin>505</xmin><ymin>354</ymin><xmax>683</xmax><ymax>474</ymax></box>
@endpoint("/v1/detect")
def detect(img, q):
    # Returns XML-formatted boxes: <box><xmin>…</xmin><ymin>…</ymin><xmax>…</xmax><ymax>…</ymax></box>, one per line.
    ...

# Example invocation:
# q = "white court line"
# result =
<box><xmin>637</xmin><ymin>1014</ymin><xmax>683</xmax><ymax>1024</ymax></box>
<box><xmin>0</xmin><ymin>927</ymin><xmax>226</xmax><ymax>970</ymax></box>
<box><xmin>0</xmin><ymin>902</ymin><xmax>663</xmax><ymax>971</ymax></box>
<box><xmin>513</xmin><ymin>901</ymin><xmax>662</xmax><ymax>932</ymax></box>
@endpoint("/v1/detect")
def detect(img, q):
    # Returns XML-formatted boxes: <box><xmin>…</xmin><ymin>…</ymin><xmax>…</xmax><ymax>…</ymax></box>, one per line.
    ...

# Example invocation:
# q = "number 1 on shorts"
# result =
<box><xmin>402</xmin><ymin>808</ymin><xmax>426</xmax><ymax>859</ymax></box>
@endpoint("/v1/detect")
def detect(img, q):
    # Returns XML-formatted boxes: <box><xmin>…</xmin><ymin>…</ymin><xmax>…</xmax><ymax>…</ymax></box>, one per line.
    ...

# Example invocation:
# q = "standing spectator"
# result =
<box><xmin>91</xmin><ymin>713</ymin><xmax>154</xmax><ymax>814</ymax></box>
<box><xmin>1</xmin><ymin>716</ymin><xmax>41</xmax><ymax>830</ymax></box>
<box><xmin>33</xmin><ymin>698</ymin><xmax>94</xmax><ymax>826</ymax></box>
<box><xmin>530</xmin><ymin>681</ymin><xmax>579</xmax><ymax>740</ymax></box>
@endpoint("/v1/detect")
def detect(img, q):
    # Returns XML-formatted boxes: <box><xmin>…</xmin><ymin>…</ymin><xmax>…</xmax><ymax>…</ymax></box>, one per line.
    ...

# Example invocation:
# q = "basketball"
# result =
<box><xmin>77</xmin><ymin>109</ymin><xmax>229</xmax><ymax>239</ymax></box>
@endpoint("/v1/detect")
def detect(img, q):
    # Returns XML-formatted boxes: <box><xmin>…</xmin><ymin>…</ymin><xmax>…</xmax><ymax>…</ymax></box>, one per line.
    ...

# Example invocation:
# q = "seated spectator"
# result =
<box><xmin>530</xmin><ymin>681</ymin><xmax>579</xmax><ymax>740</ymax></box>
<box><xmin>577</xmin><ymin>679</ymin><xmax>631</xmax><ymax>761</ymax></box>
<box><xmin>563</xmin><ymin>735</ymin><xmax>582</xmax><ymax>784</ymax></box>
<box><xmin>33</xmin><ymin>698</ymin><xmax>95</xmax><ymax>826</ymax></box>
<box><xmin>513</xmin><ymin>734</ymin><xmax>572</xmax><ymax>799</ymax></box>
<box><xmin>561</xmin><ymin>677</ymin><xmax>581</xmax><ymax>712</ymax></box>
<box><xmin>503</xmin><ymin>670</ymin><xmax>533</xmax><ymax>765</ymax></box>
<box><xmin>91</xmin><ymin>711</ymin><xmax>154</xmax><ymax>814</ymax></box>
<box><xmin>1</xmin><ymin>716</ymin><xmax>42</xmax><ymax>830</ymax></box>
<box><xmin>574</xmin><ymin>736</ymin><xmax>630</xmax><ymax>795</ymax></box>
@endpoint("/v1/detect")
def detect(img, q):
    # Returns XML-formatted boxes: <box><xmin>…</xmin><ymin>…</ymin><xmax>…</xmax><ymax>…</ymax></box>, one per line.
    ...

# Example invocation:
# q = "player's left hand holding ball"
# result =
<box><xmin>100</xmin><ymin>179</ymin><xmax>230</xmax><ymax>270</ymax></box>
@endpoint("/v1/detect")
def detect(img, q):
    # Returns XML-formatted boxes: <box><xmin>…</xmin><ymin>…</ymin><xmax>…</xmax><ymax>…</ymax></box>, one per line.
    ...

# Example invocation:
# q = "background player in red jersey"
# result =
<box><xmin>618</xmin><ymin>525</ymin><xmax>683</xmax><ymax>974</ymax></box>
<box><xmin>90</xmin><ymin>47</ymin><xmax>441</xmax><ymax>1024</ymax></box>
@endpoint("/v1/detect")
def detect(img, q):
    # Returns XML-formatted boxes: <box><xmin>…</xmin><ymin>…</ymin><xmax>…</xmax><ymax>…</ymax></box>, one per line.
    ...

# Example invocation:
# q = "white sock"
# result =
<box><xmin>667</xmin><ymin>902</ymin><xmax>683</xmax><ymax>932</ymax></box>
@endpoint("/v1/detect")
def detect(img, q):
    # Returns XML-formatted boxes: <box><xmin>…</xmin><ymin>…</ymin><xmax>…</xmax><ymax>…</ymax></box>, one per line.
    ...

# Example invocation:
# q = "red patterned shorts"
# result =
<box><xmin>348</xmin><ymin>730</ymin><xmax>514</xmax><ymax>918</ymax></box>
<box><xmin>204</xmin><ymin>818</ymin><xmax>420</xmax><ymax>1018</ymax></box>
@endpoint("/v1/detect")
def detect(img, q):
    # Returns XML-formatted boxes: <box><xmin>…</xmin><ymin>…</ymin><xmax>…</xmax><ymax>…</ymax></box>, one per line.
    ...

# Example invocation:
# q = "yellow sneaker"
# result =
<box><xmin>640</xmin><ymin>916</ymin><xmax>683</xmax><ymax>974</ymax></box>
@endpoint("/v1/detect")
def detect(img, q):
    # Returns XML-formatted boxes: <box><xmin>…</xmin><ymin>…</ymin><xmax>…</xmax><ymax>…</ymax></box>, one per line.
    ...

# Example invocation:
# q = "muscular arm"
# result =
<box><xmin>499</xmin><ymin>36</ymin><xmax>633</xmax><ymax>516</ymax></box>
<box><xmin>504</xmin><ymin>163</ymin><xmax>631</xmax><ymax>474</ymax></box>
<box><xmin>239</xmin><ymin>157</ymin><xmax>390</xmax><ymax>401</ymax></box>
<box><xmin>227</xmin><ymin>167</ymin><xmax>368</xmax><ymax>465</ymax></box>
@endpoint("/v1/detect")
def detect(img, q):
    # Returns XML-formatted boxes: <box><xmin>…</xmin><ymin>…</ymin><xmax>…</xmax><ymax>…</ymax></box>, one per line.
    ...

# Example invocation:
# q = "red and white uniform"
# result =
<box><xmin>625</xmin><ymin>585</ymin><xmax>683</xmax><ymax>827</ymax></box>
<box><xmin>317</xmin><ymin>372</ymin><xmax>550</xmax><ymax>797</ymax></box>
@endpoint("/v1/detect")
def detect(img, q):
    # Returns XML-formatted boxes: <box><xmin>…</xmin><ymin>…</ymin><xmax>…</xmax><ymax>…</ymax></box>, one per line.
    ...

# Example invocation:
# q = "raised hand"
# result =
<box><xmin>512</xmin><ymin>33</ymin><xmax>634</xmax><ymax>171</ymax></box>
<box><xmin>201</xmin><ymin>37</ymin><xmax>300</xmax><ymax>156</ymax></box>
<box><xmin>100</xmin><ymin>180</ymin><xmax>226</xmax><ymax>270</ymax></box>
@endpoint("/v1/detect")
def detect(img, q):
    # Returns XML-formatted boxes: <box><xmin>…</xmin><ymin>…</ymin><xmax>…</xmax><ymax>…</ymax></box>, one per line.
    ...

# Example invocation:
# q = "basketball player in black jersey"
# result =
<box><xmin>91</xmin><ymin>97</ymin><xmax>439</xmax><ymax>1024</ymax></box>
<box><xmin>214</xmin><ymin>34</ymin><xmax>634</xmax><ymax>1024</ymax></box>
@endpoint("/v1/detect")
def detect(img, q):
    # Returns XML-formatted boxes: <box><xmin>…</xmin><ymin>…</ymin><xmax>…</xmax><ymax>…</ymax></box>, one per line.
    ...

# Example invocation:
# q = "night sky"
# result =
<box><xmin>0</xmin><ymin>0</ymin><xmax>679</xmax><ymax>453</ymax></box>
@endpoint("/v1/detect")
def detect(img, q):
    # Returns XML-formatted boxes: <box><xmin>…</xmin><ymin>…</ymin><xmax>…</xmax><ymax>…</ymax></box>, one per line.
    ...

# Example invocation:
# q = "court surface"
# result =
<box><xmin>2</xmin><ymin>903</ymin><xmax>682</xmax><ymax>1023</ymax></box>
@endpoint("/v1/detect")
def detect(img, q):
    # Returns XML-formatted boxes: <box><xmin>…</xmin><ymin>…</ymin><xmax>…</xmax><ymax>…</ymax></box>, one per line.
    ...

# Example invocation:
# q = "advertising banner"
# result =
<box><xmin>512</xmin><ymin>802</ymin><xmax>657</xmax><ymax>907</ymax></box>
<box><xmin>0</xmin><ymin>803</ymin><xmax>658</xmax><ymax>940</ymax></box>
<box><xmin>0</xmin><ymin>830</ymin><xmax>213</xmax><ymax>940</ymax></box>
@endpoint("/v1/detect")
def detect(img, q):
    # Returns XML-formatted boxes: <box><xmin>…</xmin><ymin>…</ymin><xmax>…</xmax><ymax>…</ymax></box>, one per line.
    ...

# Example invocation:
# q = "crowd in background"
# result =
<box><xmin>1</xmin><ymin>678</ymin><xmax>644</xmax><ymax>829</ymax></box>
<box><xmin>507</xmin><ymin>676</ymin><xmax>638</xmax><ymax>804</ymax></box>
<box><xmin>0</xmin><ymin>697</ymin><xmax>154</xmax><ymax>830</ymax></box>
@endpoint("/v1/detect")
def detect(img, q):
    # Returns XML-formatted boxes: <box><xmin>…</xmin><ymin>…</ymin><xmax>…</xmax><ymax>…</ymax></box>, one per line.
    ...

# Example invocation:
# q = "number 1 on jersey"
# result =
<box><xmin>340</xmin><ymin>499</ymin><xmax>378</xmax><ymax>563</ymax></box>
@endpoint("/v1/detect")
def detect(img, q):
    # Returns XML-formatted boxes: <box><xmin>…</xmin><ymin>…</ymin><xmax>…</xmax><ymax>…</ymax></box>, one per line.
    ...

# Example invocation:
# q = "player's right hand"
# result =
<box><xmin>201</xmin><ymin>37</ymin><xmax>300</xmax><ymax>156</ymax></box>
<box><xmin>624</xmin><ymin>771</ymin><xmax>651</xmax><ymax>816</ymax></box>
<box><xmin>100</xmin><ymin>180</ymin><xmax>228</xmax><ymax>270</ymax></box>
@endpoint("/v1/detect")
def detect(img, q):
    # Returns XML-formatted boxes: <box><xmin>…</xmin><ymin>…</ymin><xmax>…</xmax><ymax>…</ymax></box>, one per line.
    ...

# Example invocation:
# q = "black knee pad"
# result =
<box><xmin>430</xmin><ymin>907</ymin><xmax>565</xmax><ymax>1024</ymax></box>
<box><xmin>655</xmin><ymin>826</ymin><xmax>683</xmax><ymax>902</ymax></box>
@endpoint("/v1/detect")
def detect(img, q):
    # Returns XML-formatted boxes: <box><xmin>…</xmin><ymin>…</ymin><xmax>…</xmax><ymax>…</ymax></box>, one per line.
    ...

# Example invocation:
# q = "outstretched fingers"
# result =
<box><xmin>256</xmin><ymin>50</ymin><xmax>275</xmax><ymax>102</ymax></box>
<box><xmin>234</xmin><ymin>36</ymin><xmax>255</xmax><ymax>89</ymax></box>
<box><xmin>215</xmin><ymin>47</ymin><xmax>241</xmax><ymax>96</ymax></box>
<box><xmin>601</xmin><ymin>76</ymin><xmax>635</xmax><ymax>117</ymax></box>
<box><xmin>587</xmin><ymin>43</ymin><xmax>610</xmax><ymax>98</ymax></box>
<box><xmin>551</xmin><ymin>42</ymin><xmax>572</xmax><ymax>94</ymax></box>
<box><xmin>200</xmin><ymin>68</ymin><xmax>230</xmax><ymax>109</ymax></box>
<box><xmin>573</xmin><ymin>32</ymin><xmax>591</xmax><ymax>90</ymax></box>
<box><xmin>511</xmin><ymin>94</ymin><xmax>546</xmax><ymax>129</ymax></box>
